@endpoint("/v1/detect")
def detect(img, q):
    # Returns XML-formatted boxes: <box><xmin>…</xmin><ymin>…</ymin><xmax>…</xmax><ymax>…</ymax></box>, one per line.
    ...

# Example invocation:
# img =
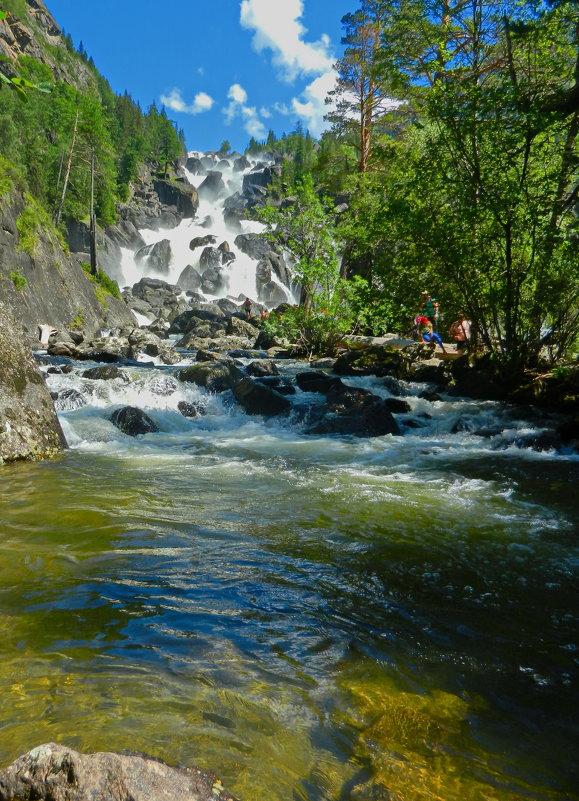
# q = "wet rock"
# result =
<box><xmin>199</xmin><ymin>246</ymin><xmax>222</xmax><ymax>272</ymax></box>
<box><xmin>233</xmin><ymin>155</ymin><xmax>250</xmax><ymax>171</ymax></box>
<box><xmin>234</xmin><ymin>233</ymin><xmax>272</xmax><ymax>261</ymax></box>
<box><xmin>233</xmin><ymin>376</ymin><xmax>291</xmax><ymax>416</ymax></box>
<box><xmin>189</xmin><ymin>235</ymin><xmax>216</xmax><ymax>251</ymax></box>
<box><xmin>82</xmin><ymin>365</ymin><xmax>129</xmax><ymax>381</ymax></box>
<box><xmin>246</xmin><ymin>359</ymin><xmax>280</xmax><ymax>377</ymax></box>
<box><xmin>227</xmin><ymin>316</ymin><xmax>258</xmax><ymax>339</ymax></box>
<box><xmin>296</xmin><ymin>371</ymin><xmax>342</xmax><ymax>394</ymax></box>
<box><xmin>52</xmin><ymin>388</ymin><xmax>87</xmax><ymax>411</ymax></box>
<box><xmin>307</xmin><ymin>383</ymin><xmax>401</xmax><ymax>437</ymax></box>
<box><xmin>309</xmin><ymin>358</ymin><xmax>337</xmax><ymax>370</ymax></box>
<box><xmin>198</xmin><ymin>171</ymin><xmax>226</xmax><ymax>201</ymax></box>
<box><xmin>178</xmin><ymin>361</ymin><xmax>244</xmax><ymax>392</ymax></box>
<box><xmin>200</xmin><ymin>268</ymin><xmax>224</xmax><ymax>295</ymax></box>
<box><xmin>176</xmin><ymin>264</ymin><xmax>202</xmax><ymax>293</ymax></box>
<box><xmin>178</xmin><ymin>401</ymin><xmax>204</xmax><ymax>418</ymax></box>
<box><xmin>110</xmin><ymin>406</ymin><xmax>159</xmax><ymax>436</ymax></box>
<box><xmin>0</xmin><ymin>742</ymin><xmax>238</xmax><ymax>801</ymax></box>
<box><xmin>333</xmin><ymin>345</ymin><xmax>411</xmax><ymax>379</ymax></box>
<box><xmin>384</xmin><ymin>397</ymin><xmax>412</xmax><ymax>413</ymax></box>
<box><xmin>152</xmin><ymin>177</ymin><xmax>199</xmax><ymax>218</ymax></box>
<box><xmin>254</xmin><ymin>376</ymin><xmax>296</xmax><ymax>395</ymax></box>
<box><xmin>185</xmin><ymin>155</ymin><xmax>203</xmax><ymax>174</ymax></box>
<box><xmin>135</xmin><ymin>239</ymin><xmax>172</xmax><ymax>275</ymax></box>
<box><xmin>47</xmin><ymin>364</ymin><xmax>74</xmax><ymax>375</ymax></box>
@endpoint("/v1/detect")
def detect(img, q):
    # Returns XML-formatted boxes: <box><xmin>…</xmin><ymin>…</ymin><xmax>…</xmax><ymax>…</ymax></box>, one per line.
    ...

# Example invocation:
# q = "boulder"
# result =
<box><xmin>189</xmin><ymin>235</ymin><xmax>216</xmax><ymax>251</ymax></box>
<box><xmin>0</xmin><ymin>743</ymin><xmax>238</xmax><ymax>801</ymax></box>
<box><xmin>177</xmin><ymin>265</ymin><xmax>202</xmax><ymax>293</ymax></box>
<box><xmin>153</xmin><ymin>177</ymin><xmax>199</xmax><ymax>218</ymax></box>
<box><xmin>198</xmin><ymin>171</ymin><xmax>226</xmax><ymax>202</ymax></box>
<box><xmin>246</xmin><ymin>359</ymin><xmax>280</xmax><ymax>377</ymax></box>
<box><xmin>110</xmin><ymin>406</ymin><xmax>159</xmax><ymax>436</ymax></box>
<box><xmin>233</xmin><ymin>376</ymin><xmax>291</xmax><ymax>416</ymax></box>
<box><xmin>200</xmin><ymin>268</ymin><xmax>224</xmax><ymax>295</ymax></box>
<box><xmin>234</xmin><ymin>233</ymin><xmax>272</xmax><ymax>261</ymax></box>
<box><xmin>185</xmin><ymin>156</ymin><xmax>203</xmax><ymax>174</ymax></box>
<box><xmin>199</xmin><ymin>247</ymin><xmax>222</xmax><ymax>272</ymax></box>
<box><xmin>333</xmin><ymin>345</ymin><xmax>411</xmax><ymax>379</ymax></box>
<box><xmin>226</xmin><ymin>316</ymin><xmax>258</xmax><ymax>339</ymax></box>
<box><xmin>134</xmin><ymin>240</ymin><xmax>173</xmax><ymax>275</ymax></box>
<box><xmin>233</xmin><ymin>155</ymin><xmax>250</xmax><ymax>171</ymax></box>
<box><xmin>82</xmin><ymin>365</ymin><xmax>129</xmax><ymax>381</ymax></box>
<box><xmin>52</xmin><ymin>388</ymin><xmax>87</xmax><ymax>411</ymax></box>
<box><xmin>296</xmin><ymin>371</ymin><xmax>342</xmax><ymax>394</ymax></box>
<box><xmin>178</xmin><ymin>361</ymin><xmax>244</xmax><ymax>392</ymax></box>
<box><xmin>307</xmin><ymin>383</ymin><xmax>401</xmax><ymax>437</ymax></box>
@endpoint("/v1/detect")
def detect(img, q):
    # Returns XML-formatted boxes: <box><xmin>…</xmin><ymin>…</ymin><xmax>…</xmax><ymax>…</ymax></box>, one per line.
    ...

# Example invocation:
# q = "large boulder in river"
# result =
<box><xmin>189</xmin><ymin>235</ymin><xmax>216</xmax><ymax>251</ymax></box>
<box><xmin>177</xmin><ymin>264</ymin><xmax>202</xmax><ymax>293</ymax></box>
<box><xmin>110</xmin><ymin>406</ymin><xmax>159</xmax><ymax>436</ymax></box>
<box><xmin>152</xmin><ymin>177</ymin><xmax>199</xmax><ymax>218</ymax></box>
<box><xmin>233</xmin><ymin>376</ymin><xmax>291</xmax><ymax>416</ymax></box>
<box><xmin>0</xmin><ymin>301</ymin><xmax>66</xmax><ymax>463</ymax></box>
<box><xmin>333</xmin><ymin>345</ymin><xmax>411</xmax><ymax>379</ymax></box>
<box><xmin>198</xmin><ymin>171</ymin><xmax>226</xmax><ymax>201</ymax></box>
<box><xmin>0</xmin><ymin>742</ymin><xmax>239</xmax><ymax>801</ymax></box>
<box><xmin>307</xmin><ymin>383</ymin><xmax>401</xmax><ymax>437</ymax></box>
<box><xmin>135</xmin><ymin>240</ymin><xmax>172</xmax><ymax>275</ymax></box>
<box><xmin>178</xmin><ymin>361</ymin><xmax>244</xmax><ymax>392</ymax></box>
<box><xmin>234</xmin><ymin>233</ymin><xmax>272</xmax><ymax>261</ymax></box>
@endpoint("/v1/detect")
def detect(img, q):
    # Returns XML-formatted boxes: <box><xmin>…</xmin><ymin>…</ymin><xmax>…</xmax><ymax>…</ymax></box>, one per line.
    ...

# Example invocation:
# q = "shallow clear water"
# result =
<box><xmin>1</xmin><ymin>357</ymin><xmax>577</xmax><ymax>801</ymax></box>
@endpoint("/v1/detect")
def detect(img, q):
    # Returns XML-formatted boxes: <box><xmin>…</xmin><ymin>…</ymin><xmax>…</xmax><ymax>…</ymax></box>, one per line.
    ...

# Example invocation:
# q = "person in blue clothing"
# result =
<box><xmin>416</xmin><ymin>316</ymin><xmax>447</xmax><ymax>352</ymax></box>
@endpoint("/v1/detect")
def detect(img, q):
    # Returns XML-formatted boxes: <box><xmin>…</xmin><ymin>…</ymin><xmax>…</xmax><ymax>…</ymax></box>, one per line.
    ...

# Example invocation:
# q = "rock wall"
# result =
<box><xmin>0</xmin><ymin>180</ymin><xmax>136</xmax><ymax>345</ymax></box>
<box><xmin>0</xmin><ymin>300</ymin><xmax>66</xmax><ymax>463</ymax></box>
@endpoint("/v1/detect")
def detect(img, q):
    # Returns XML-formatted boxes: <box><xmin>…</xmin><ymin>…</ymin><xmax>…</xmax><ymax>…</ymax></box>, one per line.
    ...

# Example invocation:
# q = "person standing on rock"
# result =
<box><xmin>242</xmin><ymin>297</ymin><xmax>253</xmax><ymax>320</ymax></box>
<box><xmin>448</xmin><ymin>313</ymin><xmax>471</xmax><ymax>351</ymax></box>
<box><xmin>419</xmin><ymin>292</ymin><xmax>440</xmax><ymax>331</ymax></box>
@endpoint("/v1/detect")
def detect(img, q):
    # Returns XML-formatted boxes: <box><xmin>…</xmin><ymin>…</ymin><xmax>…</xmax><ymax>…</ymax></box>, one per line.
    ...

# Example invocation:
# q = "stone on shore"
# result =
<box><xmin>0</xmin><ymin>743</ymin><xmax>239</xmax><ymax>801</ymax></box>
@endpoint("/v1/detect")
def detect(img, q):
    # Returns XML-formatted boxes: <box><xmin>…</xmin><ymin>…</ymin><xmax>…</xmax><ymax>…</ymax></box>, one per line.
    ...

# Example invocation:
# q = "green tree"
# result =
<box><xmin>258</xmin><ymin>176</ymin><xmax>353</xmax><ymax>355</ymax></box>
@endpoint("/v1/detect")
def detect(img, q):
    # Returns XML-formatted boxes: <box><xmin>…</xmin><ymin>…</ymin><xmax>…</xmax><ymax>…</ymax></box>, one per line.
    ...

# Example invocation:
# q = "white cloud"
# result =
<box><xmin>223</xmin><ymin>83</ymin><xmax>267</xmax><ymax>140</ymax></box>
<box><xmin>240</xmin><ymin>0</ymin><xmax>334</xmax><ymax>82</ymax></box>
<box><xmin>270</xmin><ymin>70</ymin><xmax>337</xmax><ymax>137</ymax></box>
<box><xmin>160</xmin><ymin>88</ymin><xmax>214</xmax><ymax>115</ymax></box>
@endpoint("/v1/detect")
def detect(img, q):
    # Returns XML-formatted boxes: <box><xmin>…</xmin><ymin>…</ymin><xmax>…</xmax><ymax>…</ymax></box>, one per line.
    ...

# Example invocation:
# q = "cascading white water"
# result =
<box><xmin>117</xmin><ymin>151</ymin><xmax>298</xmax><ymax>307</ymax></box>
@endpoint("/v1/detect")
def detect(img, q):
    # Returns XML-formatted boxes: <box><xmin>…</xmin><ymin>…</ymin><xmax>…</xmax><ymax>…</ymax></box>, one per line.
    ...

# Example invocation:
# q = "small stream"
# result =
<box><xmin>1</xmin><ymin>352</ymin><xmax>577</xmax><ymax>801</ymax></box>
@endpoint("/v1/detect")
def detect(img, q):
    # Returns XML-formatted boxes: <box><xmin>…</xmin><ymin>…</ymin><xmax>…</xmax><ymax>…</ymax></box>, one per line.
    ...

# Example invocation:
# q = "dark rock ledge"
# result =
<box><xmin>0</xmin><ymin>743</ymin><xmax>240</xmax><ymax>801</ymax></box>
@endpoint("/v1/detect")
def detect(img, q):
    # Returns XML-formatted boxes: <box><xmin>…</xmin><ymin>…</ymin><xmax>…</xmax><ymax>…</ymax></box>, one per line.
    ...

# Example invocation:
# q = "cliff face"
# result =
<box><xmin>0</xmin><ymin>0</ymin><xmax>95</xmax><ymax>90</ymax></box>
<box><xmin>0</xmin><ymin>176</ymin><xmax>136</xmax><ymax>343</ymax></box>
<box><xmin>0</xmin><ymin>299</ymin><xmax>66</xmax><ymax>463</ymax></box>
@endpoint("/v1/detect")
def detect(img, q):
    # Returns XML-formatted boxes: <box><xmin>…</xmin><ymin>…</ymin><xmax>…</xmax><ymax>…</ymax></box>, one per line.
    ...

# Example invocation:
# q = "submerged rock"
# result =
<box><xmin>0</xmin><ymin>743</ymin><xmax>238</xmax><ymax>801</ymax></box>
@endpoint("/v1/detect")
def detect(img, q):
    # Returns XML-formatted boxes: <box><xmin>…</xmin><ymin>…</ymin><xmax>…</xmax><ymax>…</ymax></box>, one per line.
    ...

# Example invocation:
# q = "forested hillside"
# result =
<box><xmin>0</xmin><ymin>0</ymin><xmax>184</xmax><ymax>229</ymax></box>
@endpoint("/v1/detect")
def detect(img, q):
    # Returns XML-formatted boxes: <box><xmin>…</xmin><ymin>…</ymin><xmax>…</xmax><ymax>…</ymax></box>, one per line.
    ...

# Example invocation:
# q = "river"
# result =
<box><xmin>1</xmin><ymin>353</ymin><xmax>578</xmax><ymax>801</ymax></box>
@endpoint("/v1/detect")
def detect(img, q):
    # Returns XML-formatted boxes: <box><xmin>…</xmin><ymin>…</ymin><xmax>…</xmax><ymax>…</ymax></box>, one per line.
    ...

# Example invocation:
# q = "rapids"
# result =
<box><xmin>1</xmin><ymin>351</ymin><xmax>578</xmax><ymax>801</ymax></box>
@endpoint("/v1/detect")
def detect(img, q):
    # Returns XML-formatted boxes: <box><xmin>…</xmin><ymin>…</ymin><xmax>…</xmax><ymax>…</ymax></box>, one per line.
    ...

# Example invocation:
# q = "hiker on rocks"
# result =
<box><xmin>448</xmin><ymin>314</ymin><xmax>471</xmax><ymax>351</ymax></box>
<box><xmin>418</xmin><ymin>292</ymin><xmax>440</xmax><ymax>331</ymax></box>
<box><xmin>242</xmin><ymin>297</ymin><xmax>253</xmax><ymax>320</ymax></box>
<box><xmin>416</xmin><ymin>316</ymin><xmax>446</xmax><ymax>353</ymax></box>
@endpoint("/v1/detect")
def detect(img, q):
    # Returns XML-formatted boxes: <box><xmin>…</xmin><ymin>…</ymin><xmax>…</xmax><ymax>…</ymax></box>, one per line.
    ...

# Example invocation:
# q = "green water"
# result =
<box><xmin>1</xmin><ymin>426</ymin><xmax>578</xmax><ymax>801</ymax></box>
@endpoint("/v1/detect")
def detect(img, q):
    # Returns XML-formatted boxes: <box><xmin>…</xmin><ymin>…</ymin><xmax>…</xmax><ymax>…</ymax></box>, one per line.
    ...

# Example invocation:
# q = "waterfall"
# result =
<box><xmin>116</xmin><ymin>151</ymin><xmax>298</xmax><ymax>308</ymax></box>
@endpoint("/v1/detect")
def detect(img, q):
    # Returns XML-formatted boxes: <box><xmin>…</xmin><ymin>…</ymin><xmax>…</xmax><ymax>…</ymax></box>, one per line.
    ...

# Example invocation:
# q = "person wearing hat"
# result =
<box><xmin>419</xmin><ymin>291</ymin><xmax>440</xmax><ymax>331</ymax></box>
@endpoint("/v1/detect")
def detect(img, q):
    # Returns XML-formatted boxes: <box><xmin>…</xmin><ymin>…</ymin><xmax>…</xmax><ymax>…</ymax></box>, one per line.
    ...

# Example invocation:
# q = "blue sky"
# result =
<box><xmin>45</xmin><ymin>0</ymin><xmax>354</xmax><ymax>153</ymax></box>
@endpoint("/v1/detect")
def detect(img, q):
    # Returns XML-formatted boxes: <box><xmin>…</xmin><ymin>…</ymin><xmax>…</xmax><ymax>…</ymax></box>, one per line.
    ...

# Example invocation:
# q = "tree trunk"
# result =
<box><xmin>54</xmin><ymin>110</ymin><xmax>79</xmax><ymax>227</ymax></box>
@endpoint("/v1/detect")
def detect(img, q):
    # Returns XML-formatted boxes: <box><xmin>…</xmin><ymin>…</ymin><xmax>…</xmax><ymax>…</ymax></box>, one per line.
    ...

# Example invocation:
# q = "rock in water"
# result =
<box><xmin>0</xmin><ymin>301</ymin><xmax>66</xmax><ymax>463</ymax></box>
<box><xmin>109</xmin><ymin>406</ymin><xmax>159</xmax><ymax>436</ymax></box>
<box><xmin>0</xmin><ymin>743</ymin><xmax>239</xmax><ymax>801</ymax></box>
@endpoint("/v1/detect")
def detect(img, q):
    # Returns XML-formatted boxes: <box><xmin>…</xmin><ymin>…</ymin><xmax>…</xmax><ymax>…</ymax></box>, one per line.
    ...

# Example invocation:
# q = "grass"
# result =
<box><xmin>81</xmin><ymin>262</ymin><xmax>121</xmax><ymax>307</ymax></box>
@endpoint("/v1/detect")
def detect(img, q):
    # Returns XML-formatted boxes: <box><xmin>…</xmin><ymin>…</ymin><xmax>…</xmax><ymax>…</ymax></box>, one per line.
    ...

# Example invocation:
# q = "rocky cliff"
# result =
<box><xmin>0</xmin><ymin>299</ymin><xmax>66</xmax><ymax>463</ymax></box>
